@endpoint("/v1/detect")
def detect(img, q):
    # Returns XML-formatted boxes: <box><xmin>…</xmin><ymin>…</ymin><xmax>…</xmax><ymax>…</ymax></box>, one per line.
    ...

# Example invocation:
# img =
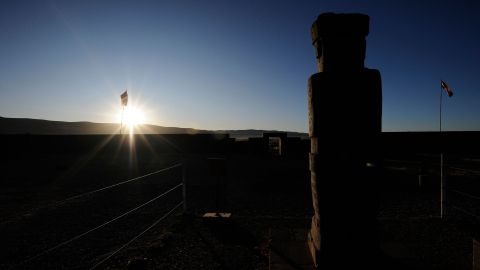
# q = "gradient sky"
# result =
<box><xmin>0</xmin><ymin>0</ymin><xmax>479</xmax><ymax>132</ymax></box>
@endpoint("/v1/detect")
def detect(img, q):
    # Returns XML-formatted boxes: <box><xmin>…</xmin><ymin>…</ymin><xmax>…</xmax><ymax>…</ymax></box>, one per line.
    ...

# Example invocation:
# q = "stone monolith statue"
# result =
<box><xmin>307</xmin><ymin>13</ymin><xmax>382</xmax><ymax>268</ymax></box>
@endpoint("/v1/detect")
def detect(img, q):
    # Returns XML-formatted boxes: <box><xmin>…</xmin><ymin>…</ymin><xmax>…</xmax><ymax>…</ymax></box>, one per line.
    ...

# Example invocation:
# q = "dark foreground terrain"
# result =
<box><xmin>1</xmin><ymin>134</ymin><xmax>480</xmax><ymax>269</ymax></box>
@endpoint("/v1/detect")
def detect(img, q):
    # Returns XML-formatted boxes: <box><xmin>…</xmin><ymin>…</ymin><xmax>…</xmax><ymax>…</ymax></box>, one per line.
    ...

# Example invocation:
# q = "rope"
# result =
<box><xmin>451</xmin><ymin>189</ymin><xmax>480</xmax><ymax>200</ymax></box>
<box><xmin>449</xmin><ymin>166</ymin><xmax>480</xmax><ymax>176</ymax></box>
<box><xmin>13</xmin><ymin>183</ymin><xmax>183</xmax><ymax>269</ymax></box>
<box><xmin>0</xmin><ymin>163</ymin><xmax>183</xmax><ymax>226</ymax></box>
<box><xmin>452</xmin><ymin>206</ymin><xmax>480</xmax><ymax>220</ymax></box>
<box><xmin>55</xmin><ymin>163</ymin><xmax>182</xmax><ymax>206</ymax></box>
<box><xmin>89</xmin><ymin>201</ymin><xmax>184</xmax><ymax>270</ymax></box>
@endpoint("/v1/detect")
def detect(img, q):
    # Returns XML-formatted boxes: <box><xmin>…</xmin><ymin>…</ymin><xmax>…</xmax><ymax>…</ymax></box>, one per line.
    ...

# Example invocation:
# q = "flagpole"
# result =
<box><xmin>120</xmin><ymin>105</ymin><xmax>125</xmax><ymax>135</ymax></box>
<box><xmin>440</xmin><ymin>82</ymin><xmax>442</xmax><ymax>133</ymax></box>
<box><xmin>440</xmin><ymin>81</ymin><xmax>445</xmax><ymax>219</ymax></box>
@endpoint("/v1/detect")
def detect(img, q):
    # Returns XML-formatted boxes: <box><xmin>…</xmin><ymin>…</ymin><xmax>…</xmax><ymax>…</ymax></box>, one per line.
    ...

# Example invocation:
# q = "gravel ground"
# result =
<box><xmin>101</xmin><ymin>214</ymin><xmax>269</xmax><ymax>270</ymax></box>
<box><xmin>2</xmin><ymin>154</ymin><xmax>479</xmax><ymax>269</ymax></box>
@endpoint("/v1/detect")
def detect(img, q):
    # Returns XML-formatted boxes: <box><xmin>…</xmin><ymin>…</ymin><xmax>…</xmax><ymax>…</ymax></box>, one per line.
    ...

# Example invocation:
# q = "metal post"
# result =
<box><xmin>440</xmin><ymin>83</ymin><xmax>445</xmax><ymax>219</ymax></box>
<box><xmin>120</xmin><ymin>105</ymin><xmax>125</xmax><ymax>135</ymax></box>
<box><xmin>182</xmin><ymin>162</ymin><xmax>187</xmax><ymax>213</ymax></box>
<box><xmin>440</xmin><ymin>83</ymin><xmax>443</xmax><ymax>133</ymax></box>
<box><xmin>441</xmin><ymin>153</ymin><xmax>445</xmax><ymax>218</ymax></box>
<box><xmin>215</xmin><ymin>175</ymin><xmax>220</xmax><ymax>214</ymax></box>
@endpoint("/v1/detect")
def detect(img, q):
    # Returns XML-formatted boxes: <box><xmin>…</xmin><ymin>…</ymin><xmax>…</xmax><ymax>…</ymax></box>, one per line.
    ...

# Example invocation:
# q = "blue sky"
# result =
<box><xmin>0</xmin><ymin>0</ymin><xmax>479</xmax><ymax>132</ymax></box>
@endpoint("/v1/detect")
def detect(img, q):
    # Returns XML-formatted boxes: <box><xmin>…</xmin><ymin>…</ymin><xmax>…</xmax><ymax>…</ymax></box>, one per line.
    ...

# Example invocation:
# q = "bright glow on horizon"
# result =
<box><xmin>117</xmin><ymin>106</ymin><xmax>146</xmax><ymax>128</ymax></box>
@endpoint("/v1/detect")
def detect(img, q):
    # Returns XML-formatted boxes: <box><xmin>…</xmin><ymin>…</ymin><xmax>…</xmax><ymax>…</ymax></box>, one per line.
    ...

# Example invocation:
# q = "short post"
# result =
<box><xmin>182</xmin><ymin>162</ymin><xmax>187</xmax><ymax>213</ymax></box>
<box><xmin>203</xmin><ymin>157</ymin><xmax>231</xmax><ymax>218</ymax></box>
<box><xmin>441</xmin><ymin>153</ymin><xmax>446</xmax><ymax>218</ymax></box>
<box><xmin>474</xmin><ymin>238</ymin><xmax>480</xmax><ymax>270</ymax></box>
<box><xmin>418</xmin><ymin>161</ymin><xmax>426</xmax><ymax>188</ymax></box>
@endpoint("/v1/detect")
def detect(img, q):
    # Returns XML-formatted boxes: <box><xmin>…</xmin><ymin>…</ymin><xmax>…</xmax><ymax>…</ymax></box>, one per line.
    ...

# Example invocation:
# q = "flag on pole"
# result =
<box><xmin>441</xmin><ymin>80</ymin><xmax>453</xmax><ymax>97</ymax></box>
<box><xmin>120</xmin><ymin>91</ymin><xmax>128</xmax><ymax>106</ymax></box>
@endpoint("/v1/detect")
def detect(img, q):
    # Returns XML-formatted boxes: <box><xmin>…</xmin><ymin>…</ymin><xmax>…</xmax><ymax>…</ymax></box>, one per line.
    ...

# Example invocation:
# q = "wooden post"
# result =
<box><xmin>182</xmin><ymin>161</ymin><xmax>187</xmax><ymax>213</ymax></box>
<box><xmin>474</xmin><ymin>239</ymin><xmax>480</xmax><ymax>270</ymax></box>
<box><xmin>441</xmin><ymin>153</ymin><xmax>445</xmax><ymax>218</ymax></box>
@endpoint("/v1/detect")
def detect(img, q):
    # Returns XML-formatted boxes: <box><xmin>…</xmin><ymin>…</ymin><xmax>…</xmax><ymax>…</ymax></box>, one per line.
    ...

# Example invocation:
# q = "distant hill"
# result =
<box><xmin>214</xmin><ymin>129</ymin><xmax>308</xmax><ymax>139</ymax></box>
<box><xmin>0</xmin><ymin>117</ymin><xmax>307</xmax><ymax>139</ymax></box>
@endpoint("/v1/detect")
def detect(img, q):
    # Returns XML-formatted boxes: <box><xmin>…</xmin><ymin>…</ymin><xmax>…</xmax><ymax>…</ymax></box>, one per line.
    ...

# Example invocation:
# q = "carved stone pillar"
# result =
<box><xmin>307</xmin><ymin>13</ymin><xmax>382</xmax><ymax>268</ymax></box>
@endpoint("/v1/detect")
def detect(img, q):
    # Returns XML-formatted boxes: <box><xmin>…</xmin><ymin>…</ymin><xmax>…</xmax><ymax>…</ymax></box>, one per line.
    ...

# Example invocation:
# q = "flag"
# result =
<box><xmin>441</xmin><ymin>80</ymin><xmax>453</xmax><ymax>97</ymax></box>
<box><xmin>120</xmin><ymin>91</ymin><xmax>128</xmax><ymax>106</ymax></box>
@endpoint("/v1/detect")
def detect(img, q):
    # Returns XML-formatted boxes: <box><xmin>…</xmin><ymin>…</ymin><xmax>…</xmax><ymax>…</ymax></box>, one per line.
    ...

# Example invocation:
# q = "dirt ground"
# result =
<box><xmin>1</xmin><ymin>151</ymin><xmax>480</xmax><ymax>269</ymax></box>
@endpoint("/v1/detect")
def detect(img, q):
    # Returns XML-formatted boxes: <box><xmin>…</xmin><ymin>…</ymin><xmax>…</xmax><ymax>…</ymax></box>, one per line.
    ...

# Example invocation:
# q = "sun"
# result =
<box><xmin>122</xmin><ymin>106</ymin><xmax>145</xmax><ymax>128</ymax></box>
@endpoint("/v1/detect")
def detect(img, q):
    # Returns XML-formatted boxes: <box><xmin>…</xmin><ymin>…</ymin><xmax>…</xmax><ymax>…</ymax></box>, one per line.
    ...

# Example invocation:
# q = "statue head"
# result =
<box><xmin>311</xmin><ymin>13</ymin><xmax>370</xmax><ymax>72</ymax></box>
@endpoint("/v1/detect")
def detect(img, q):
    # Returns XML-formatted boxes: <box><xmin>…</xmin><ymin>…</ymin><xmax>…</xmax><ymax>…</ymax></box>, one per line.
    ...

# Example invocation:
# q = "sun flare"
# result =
<box><xmin>120</xmin><ymin>106</ymin><xmax>146</xmax><ymax>128</ymax></box>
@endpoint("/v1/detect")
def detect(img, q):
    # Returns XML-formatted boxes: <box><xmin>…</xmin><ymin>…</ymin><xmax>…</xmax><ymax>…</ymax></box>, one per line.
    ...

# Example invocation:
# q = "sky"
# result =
<box><xmin>0</xmin><ymin>0</ymin><xmax>479</xmax><ymax>132</ymax></box>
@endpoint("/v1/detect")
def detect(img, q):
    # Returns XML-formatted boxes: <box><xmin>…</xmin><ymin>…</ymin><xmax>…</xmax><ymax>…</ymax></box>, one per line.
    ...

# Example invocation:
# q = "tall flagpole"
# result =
<box><xmin>440</xmin><ymin>82</ymin><xmax>442</xmax><ymax>132</ymax></box>
<box><xmin>440</xmin><ymin>81</ymin><xmax>445</xmax><ymax>219</ymax></box>
<box><xmin>120</xmin><ymin>105</ymin><xmax>125</xmax><ymax>135</ymax></box>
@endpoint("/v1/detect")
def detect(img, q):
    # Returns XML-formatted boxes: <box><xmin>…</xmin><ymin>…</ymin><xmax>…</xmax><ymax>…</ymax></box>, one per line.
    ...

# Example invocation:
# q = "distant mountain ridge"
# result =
<box><xmin>214</xmin><ymin>129</ymin><xmax>308</xmax><ymax>139</ymax></box>
<box><xmin>0</xmin><ymin>117</ymin><xmax>307</xmax><ymax>139</ymax></box>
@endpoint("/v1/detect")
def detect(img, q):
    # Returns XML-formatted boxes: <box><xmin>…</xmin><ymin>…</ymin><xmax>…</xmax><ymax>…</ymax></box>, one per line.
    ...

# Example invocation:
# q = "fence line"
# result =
<box><xmin>452</xmin><ymin>189</ymin><xmax>480</xmax><ymax>201</ymax></box>
<box><xmin>13</xmin><ymin>183</ymin><xmax>183</xmax><ymax>269</ymax></box>
<box><xmin>0</xmin><ymin>163</ymin><xmax>183</xmax><ymax>226</ymax></box>
<box><xmin>450</xmin><ymin>189</ymin><xmax>480</xmax><ymax>221</ymax></box>
<box><xmin>451</xmin><ymin>206</ymin><xmax>480</xmax><ymax>220</ymax></box>
<box><xmin>12</xmin><ymin>162</ymin><xmax>185</xmax><ymax>269</ymax></box>
<box><xmin>449</xmin><ymin>166</ymin><xmax>480</xmax><ymax>176</ymax></box>
<box><xmin>53</xmin><ymin>163</ymin><xmax>182</xmax><ymax>207</ymax></box>
<box><xmin>90</xmin><ymin>201</ymin><xmax>184</xmax><ymax>270</ymax></box>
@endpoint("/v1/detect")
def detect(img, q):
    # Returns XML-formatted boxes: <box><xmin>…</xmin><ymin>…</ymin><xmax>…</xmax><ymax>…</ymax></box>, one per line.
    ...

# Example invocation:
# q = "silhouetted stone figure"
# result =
<box><xmin>307</xmin><ymin>13</ymin><xmax>382</xmax><ymax>268</ymax></box>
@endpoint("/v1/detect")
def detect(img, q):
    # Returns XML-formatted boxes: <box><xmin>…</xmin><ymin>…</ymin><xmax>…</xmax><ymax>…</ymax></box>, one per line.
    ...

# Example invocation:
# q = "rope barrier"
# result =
<box><xmin>451</xmin><ymin>189</ymin><xmax>480</xmax><ymax>201</ymax></box>
<box><xmin>452</xmin><ymin>206</ymin><xmax>480</xmax><ymax>220</ymax></box>
<box><xmin>53</xmin><ymin>163</ymin><xmax>182</xmax><ymax>207</ymax></box>
<box><xmin>12</xmin><ymin>183</ymin><xmax>183</xmax><ymax>269</ymax></box>
<box><xmin>0</xmin><ymin>163</ymin><xmax>183</xmax><ymax>226</ymax></box>
<box><xmin>449</xmin><ymin>166</ymin><xmax>480</xmax><ymax>176</ymax></box>
<box><xmin>90</xmin><ymin>201</ymin><xmax>184</xmax><ymax>270</ymax></box>
<box><xmin>450</xmin><ymin>188</ymin><xmax>480</xmax><ymax>221</ymax></box>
